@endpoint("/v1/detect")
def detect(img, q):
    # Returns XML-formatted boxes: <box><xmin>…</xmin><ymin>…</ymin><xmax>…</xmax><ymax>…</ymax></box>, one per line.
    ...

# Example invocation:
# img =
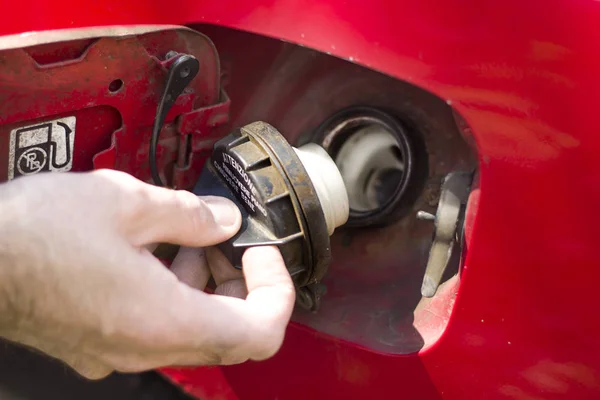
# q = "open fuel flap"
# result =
<box><xmin>0</xmin><ymin>24</ymin><xmax>478</xmax><ymax>353</ymax></box>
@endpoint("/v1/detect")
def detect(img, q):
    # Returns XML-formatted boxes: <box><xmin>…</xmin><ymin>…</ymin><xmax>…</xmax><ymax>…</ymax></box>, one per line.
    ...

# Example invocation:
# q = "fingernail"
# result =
<box><xmin>203</xmin><ymin>196</ymin><xmax>241</xmax><ymax>228</ymax></box>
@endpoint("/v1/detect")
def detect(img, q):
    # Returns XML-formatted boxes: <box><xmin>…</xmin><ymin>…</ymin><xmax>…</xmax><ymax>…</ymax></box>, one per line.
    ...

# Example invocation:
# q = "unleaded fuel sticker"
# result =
<box><xmin>8</xmin><ymin>116</ymin><xmax>76</xmax><ymax>180</ymax></box>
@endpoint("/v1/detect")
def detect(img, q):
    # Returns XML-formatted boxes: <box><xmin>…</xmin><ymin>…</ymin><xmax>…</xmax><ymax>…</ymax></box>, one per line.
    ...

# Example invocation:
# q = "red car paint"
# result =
<box><xmin>1</xmin><ymin>1</ymin><xmax>600</xmax><ymax>399</ymax></box>
<box><xmin>0</xmin><ymin>28</ymin><xmax>228</xmax><ymax>190</ymax></box>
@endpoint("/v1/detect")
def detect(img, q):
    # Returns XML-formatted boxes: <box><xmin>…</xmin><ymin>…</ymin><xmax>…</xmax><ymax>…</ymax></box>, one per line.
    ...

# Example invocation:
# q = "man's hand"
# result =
<box><xmin>0</xmin><ymin>170</ymin><xmax>295</xmax><ymax>379</ymax></box>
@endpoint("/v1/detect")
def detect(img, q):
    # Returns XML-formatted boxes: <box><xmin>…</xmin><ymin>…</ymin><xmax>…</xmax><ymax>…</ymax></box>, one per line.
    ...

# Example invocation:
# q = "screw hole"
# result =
<box><xmin>108</xmin><ymin>79</ymin><xmax>124</xmax><ymax>93</ymax></box>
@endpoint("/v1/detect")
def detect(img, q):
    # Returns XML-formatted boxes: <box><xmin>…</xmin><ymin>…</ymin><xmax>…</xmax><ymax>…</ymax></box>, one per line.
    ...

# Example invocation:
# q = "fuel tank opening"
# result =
<box><xmin>313</xmin><ymin>106</ymin><xmax>426</xmax><ymax>227</ymax></box>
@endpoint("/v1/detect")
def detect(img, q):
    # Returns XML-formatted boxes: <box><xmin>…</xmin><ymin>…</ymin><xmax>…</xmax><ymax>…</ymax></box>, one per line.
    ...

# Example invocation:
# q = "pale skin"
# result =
<box><xmin>0</xmin><ymin>169</ymin><xmax>295</xmax><ymax>379</ymax></box>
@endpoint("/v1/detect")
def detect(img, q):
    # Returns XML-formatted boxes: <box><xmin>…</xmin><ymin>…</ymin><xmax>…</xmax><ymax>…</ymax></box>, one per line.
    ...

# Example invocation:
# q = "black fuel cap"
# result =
<box><xmin>194</xmin><ymin>122</ymin><xmax>348</xmax><ymax>297</ymax></box>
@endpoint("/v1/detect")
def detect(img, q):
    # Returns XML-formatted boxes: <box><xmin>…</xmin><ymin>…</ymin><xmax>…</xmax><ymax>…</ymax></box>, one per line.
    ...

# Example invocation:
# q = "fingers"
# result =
<box><xmin>89</xmin><ymin>170</ymin><xmax>242</xmax><ymax>247</ymax></box>
<box><xmin>242</xmin><ymin>246</ymin><xmax>293</xmax><ymax>300</ymax></box>
<box><xmin>171</xmin><ymin>247</ymin><xmax>246</xmax><ymax>295</ymax></box>
<box><xmin>62</xmin><ymin>246</ymin><xmax>293</xmax><ymax>370</ymax></box>
<box><xmin>124</xmin><ymin>185</ymin><xmax>242</xmax><ymax>248</ymax></box>
<box><xmin>172</xmin><ymin>246</ymin><xmax>294</xmax><ymax>363</ymax></box>
<box><xmin>206</xmin><ymin>247</ymin><xmax>246</xmax><ymax>298</ymax></box>
<box><xmin>241</xmin><ymin>246</ymin><xmax>295</xmax><ymax>360</ymax></box>
<box><xmin>62</xmin><ymin>355</ymin><xmax>114</xmax><ymax>380</ymax></box>
<box><xmin>206</xmin><ymin>247</ymin><xmax>244</xmax><ymax>286</ymax></box>
<box><xmin>215</xmin><ymin>279</ymin><xmax>247</xmax><ymax>299</ymax></box>
<box><xmin>170</xmin><ymin>247</ymin><xmax>210</xmax><ymax>290</ymax></box>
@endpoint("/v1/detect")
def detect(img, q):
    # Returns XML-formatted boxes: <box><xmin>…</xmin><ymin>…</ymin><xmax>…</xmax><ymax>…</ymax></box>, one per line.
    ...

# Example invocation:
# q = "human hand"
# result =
<box><xmin>0</xmin><ymin>170</ymin><xmax>295</xmax><ymax>379</ymax></box>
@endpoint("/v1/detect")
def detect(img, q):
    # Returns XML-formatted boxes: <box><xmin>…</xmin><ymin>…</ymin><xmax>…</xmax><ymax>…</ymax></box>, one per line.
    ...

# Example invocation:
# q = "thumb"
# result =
<box><xmin>127</xmin><ymin>189</ymin><xmax>242</xmax><ymax>247</ymax></box>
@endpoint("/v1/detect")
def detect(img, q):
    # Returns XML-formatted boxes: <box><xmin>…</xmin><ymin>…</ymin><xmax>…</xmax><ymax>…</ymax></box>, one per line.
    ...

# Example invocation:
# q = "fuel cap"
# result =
<box><xmin>194</xmin><ymin>121</ymin><xmax>349</xmax><ymax>294</ymax></box>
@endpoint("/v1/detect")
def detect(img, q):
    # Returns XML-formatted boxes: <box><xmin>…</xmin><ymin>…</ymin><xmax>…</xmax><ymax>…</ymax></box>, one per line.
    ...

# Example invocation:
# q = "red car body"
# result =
<box><xmin>1</xmin><ymin>1</ymin><xmax>599</xmax><ymax>399</ymax></box>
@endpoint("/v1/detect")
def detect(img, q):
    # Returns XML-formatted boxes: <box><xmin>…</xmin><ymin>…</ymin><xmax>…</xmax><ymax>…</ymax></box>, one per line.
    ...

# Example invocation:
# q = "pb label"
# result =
<box><xmin>8</xmin><ymin>116</ymin><xmax>76</xmax><ymax>180</ymax></box>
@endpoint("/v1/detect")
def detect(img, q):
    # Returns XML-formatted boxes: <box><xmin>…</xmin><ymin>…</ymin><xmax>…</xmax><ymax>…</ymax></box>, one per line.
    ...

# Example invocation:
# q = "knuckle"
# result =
<box><xmin>215</xmin><ymin>279</ymin><xmax>247</xmax><ymax>299</ymax></box>
<box><xmin>180</xmin><ymin>195</ymin><xmax>211</xmax><ymax>232</ymax></box>
<box><xmin>249</xmin><ymin>324</ymin><xmax>286</xmax><ymax>361</ymax></box>
<box><xmin>68</xmin><ymin>357</ymin><xmax>112</xmax><ymax>380</ymax></box>
<box><xmin>252</xmin><ymin>337</ymin><xmax>284</xmax><ymax>361</ymax></box>
<box><xmin>197</xmin><ymin>333</ymin><xmax>251</xmax><ymax>366</ymax></box>
<box><xmin>79</xmin><ymin>367</ymin><xmax>112</xmax><ymax>381</ymax></box>
<box><xmin>173</xmin><ymin>190</ymin><xmax>201</xmax><ymax>212</ymax></box>
<box><xmin>92</xmin><ymin>169</ymin><xmax>137</xmax><ymax>198</ymax></box>
<box><xmin>199</xmin><ymin>348</ymin><xmax>226</xmax><ymax>365</ymax></box>
<box><xmin>205</xmin><ymin>345</ymin><xmax>250</xmax><ymax>366</ymax></box>
<box><xmin>119</xmin><ymin>183</ymin><xmax>152</xmax><ymax>218</ymax></box>
<box><xmin>220</xmin><ymin>353</ymin><xmax>250</xmax><ymax>366</ymax></box>
<box><xmin>103</xmin><ymin>184</ymin><xmax>148</xmax><ymax>226</ymax></box>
